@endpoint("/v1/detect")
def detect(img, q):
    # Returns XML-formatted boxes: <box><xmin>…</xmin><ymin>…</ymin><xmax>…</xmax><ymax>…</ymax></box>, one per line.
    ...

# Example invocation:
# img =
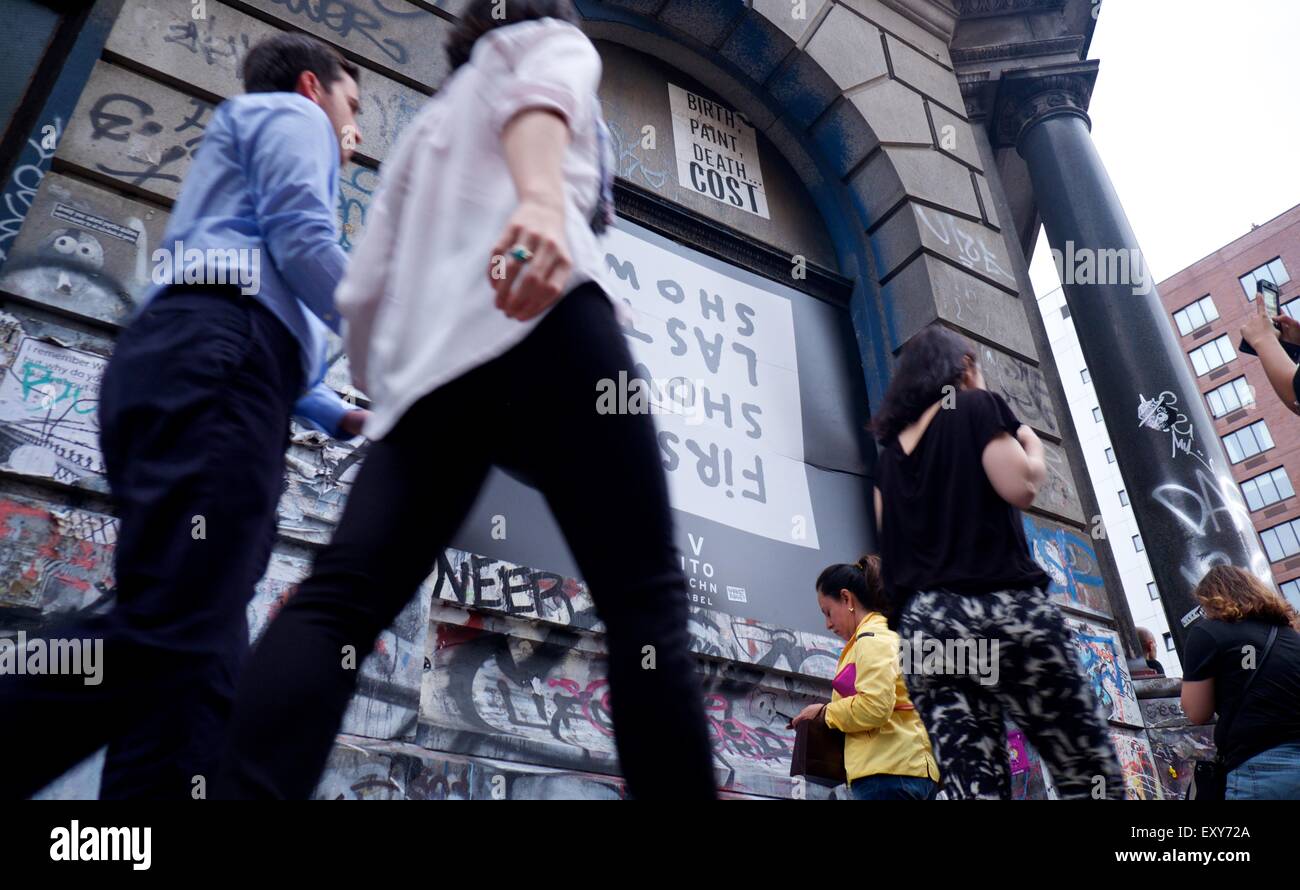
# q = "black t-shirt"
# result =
<box><xmin>1183</xmin><ymin>618</ymin><xmax>1300</xmax><ymax>772</ymax></box>
<box><xmin>876</xmin><ymin>389</ymin><xmax>1049</xmax><ymax>627</ymax></box>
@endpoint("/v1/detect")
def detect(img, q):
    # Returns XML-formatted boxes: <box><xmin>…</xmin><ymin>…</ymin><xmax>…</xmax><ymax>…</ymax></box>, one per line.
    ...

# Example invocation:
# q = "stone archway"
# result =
<box><xmin>577</xmin><ymin>0</ymin><xmax>1035</xmax><ymax>415</ymax></box>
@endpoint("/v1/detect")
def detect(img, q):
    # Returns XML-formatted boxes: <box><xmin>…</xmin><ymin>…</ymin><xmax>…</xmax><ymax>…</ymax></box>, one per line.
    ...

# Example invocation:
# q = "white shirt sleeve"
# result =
<box><xmin>482</xmin><ymin>19</ymin><xmax>603</xmax><ymax>136</ymax></box>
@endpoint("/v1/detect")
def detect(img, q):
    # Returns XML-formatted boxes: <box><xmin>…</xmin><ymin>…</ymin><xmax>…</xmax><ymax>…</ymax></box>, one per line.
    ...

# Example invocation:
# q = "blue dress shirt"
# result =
<box><xmin>144</xmin><ymin>92</ymin><xmax>352</xmax><ymax>436</ymax></box>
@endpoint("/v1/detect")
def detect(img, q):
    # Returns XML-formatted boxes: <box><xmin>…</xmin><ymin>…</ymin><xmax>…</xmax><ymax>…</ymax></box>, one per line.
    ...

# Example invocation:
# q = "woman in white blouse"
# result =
<box><xmin>214</xmin><ymin>0</ymin><xmax>718</xmax><ymax>800</ymax></box>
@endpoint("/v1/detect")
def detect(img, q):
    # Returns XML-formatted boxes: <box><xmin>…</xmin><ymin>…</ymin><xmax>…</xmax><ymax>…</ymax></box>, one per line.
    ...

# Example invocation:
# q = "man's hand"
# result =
<box><xmin>340</xmin><ymin>408</ymin><xmax>370</xmax><ymax>438</ymax></box>
<box><xmin>1241</xmin><ymin>296</ymin><xmax>1280</xmax><ymax>349</ymax></box>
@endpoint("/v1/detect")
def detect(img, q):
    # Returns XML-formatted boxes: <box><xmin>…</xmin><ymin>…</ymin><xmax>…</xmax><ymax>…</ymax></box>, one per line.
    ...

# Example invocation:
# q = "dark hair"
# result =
<box><xmin>445</xmin><ymin>0</ymin><xmax>583</xmax><ymax>71</ymax></box>
<box><xmin>870</xmin><ymin>325</ymin><xmax>977</xmax><ymax>443</ymax></box>
<box><xmin>1194</xmin><ymin>565</ymin><xmax>1300</xmax><ymax>630</ymax></box>
<box><xmin>816</xmin><ymin>555</ymin><xmax>890</xmax><ymax>616</ymax></box>
<box><xmin>242</xmin><ymin>33</ymin><xmax>361</xmax><ymax>94</ymax></box>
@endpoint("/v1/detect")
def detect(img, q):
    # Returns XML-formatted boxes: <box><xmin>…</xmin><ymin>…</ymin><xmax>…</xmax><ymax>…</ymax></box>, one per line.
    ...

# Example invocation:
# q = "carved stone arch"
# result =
<box><xmin>576</xmin><ymin>0</ymin><xmax>970</xmax><ymax>407</ymax></box>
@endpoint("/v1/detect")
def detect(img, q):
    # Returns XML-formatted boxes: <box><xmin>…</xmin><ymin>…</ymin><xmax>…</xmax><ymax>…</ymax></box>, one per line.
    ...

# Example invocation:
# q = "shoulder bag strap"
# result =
<box><xmin>1216</xmin><ymin>624</ymin><xmax>1280</xmax><ymax>747</ymax></box>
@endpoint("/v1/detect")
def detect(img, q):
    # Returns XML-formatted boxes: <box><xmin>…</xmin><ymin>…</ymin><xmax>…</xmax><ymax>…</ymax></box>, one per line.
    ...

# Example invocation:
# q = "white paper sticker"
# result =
<box><xmin>668</xmin><ymin>83</ymin><xmax>769</xmax><ymax>219</ymax></box>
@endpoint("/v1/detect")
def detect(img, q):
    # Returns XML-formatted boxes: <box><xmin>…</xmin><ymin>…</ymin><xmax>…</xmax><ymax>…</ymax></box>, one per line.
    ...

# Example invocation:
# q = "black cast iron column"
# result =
<box><xmin>994</xmin><ymin>61</ymin><xmax>1271</xmax><ymax>657</ymax></box>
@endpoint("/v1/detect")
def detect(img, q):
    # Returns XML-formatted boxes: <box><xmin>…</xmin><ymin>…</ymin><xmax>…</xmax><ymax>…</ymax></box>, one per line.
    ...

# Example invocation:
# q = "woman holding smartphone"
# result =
<box><xmin>1241</xmin><ymin>282</ymin><xmax>1300</xmax><ymax>416</ymax></box>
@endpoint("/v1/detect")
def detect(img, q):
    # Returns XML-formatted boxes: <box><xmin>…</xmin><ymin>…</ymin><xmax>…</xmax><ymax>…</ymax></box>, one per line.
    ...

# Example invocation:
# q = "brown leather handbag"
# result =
<box><xmin>790</xmin><ymin>706</ymin><xmax>846</xmax><ymax>786</ymax></box>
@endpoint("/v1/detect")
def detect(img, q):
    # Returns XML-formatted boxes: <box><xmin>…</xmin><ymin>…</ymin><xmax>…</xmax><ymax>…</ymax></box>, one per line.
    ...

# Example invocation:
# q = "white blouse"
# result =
<box><xmin>336</xmin><ymin>18</ymin><xmax>618</xmax><ymax>441</ymax></box>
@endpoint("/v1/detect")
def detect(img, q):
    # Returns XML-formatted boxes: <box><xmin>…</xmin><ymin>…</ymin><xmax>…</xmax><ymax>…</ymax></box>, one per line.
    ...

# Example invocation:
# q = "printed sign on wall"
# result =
<box><xmin>0</xmin><ymin>338</ymin><xmax>105</xmax><ymax>486</ymax></box>
<box><xmin>449</xmin><ymin>219</ymin><xmax>872</xmax><ymax>633</ymax></box>
<box><xmin>602</xmin><ymin>225</ymin><xmax>817</xmax><ymax>549</ymax></box>
<box><xmin>667</xmin><ymin>84</ymin><xmax>768</xmax><ymax>219</ymax></box>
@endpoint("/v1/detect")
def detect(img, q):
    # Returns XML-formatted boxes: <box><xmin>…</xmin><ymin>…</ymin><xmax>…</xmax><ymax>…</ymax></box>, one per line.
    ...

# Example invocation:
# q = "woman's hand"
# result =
<box><xmin>789</xmin><ymin>703</ymin><xmax>825</xmax><ymax>728</ymax></box>
<box><xmin>1015</xmin><ymin>423</ymin><xmax>1043</xmax><ymax>460</ymax></box>
<box><xmin>984</xmin><ymin>425</ymin><xmax>1046</xmax><ymax>510</ymax></box>
<box><xmin>1276</xmin><ymin>312</ymin><xmax>1300</xmax><ymax>346</ymax></box>
<box><xmin>490</xmin><ymin>108</ymin><xmax>573</xmax><ymax>322</ymax></box>
<box><xmin>488</xmin><ymin>196</ymin><xmax>572</xmax><ymax>322</ymax></box>
<box><xmin>1241</xmin><ymin>297</ymin><xmax>1280</xmax><ymax>350</ymax></box>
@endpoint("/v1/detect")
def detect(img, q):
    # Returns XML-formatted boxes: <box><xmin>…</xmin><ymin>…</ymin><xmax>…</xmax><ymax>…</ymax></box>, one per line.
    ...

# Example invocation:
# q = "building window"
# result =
<box><xmin>1105</xmin><ymin>447</ymin><xmax>1115</xmax><ymax>463</ymax></box>
<box><xmin>1281</xmin><ymin>579</ymin><xmax>1300</xmax><ymax>609</ymax></box>
<box><xmin>1061</xmin><ymin>305</ymin><xmax>1071</xmax><ymax>320</ymax></box>
<box><xmin>1259</xmin><ymin>517</ymin><xmax>1300</xmax><ymax>562</ymax></box>
<box><xmin>1148</xmin><ymin>581</ymin><xmax>1158</xmax><ymax>600</ymax></box>
<box><xmin>1222</xmin><ymin>420</ymin><xmax>1274</xmax><ymax>464</ymax></box>
<box><xmin>1284</xmin><ymin>297</ymin><xmax>1300</xmax><ymax>321</ymax></box>
<box><xmin>1081</xmin><ymin>368</ymin><xmax>1091</xmax><ymax>384</ymax></box>
<box><xmin>1173</xmin><ymin>294</ymin><xmax>1219</xmax><ymax>335</ymax></box>
<box><xmin>1133</xmin><ymin>534</ymin><xmax>1144</xmax><ymax>553</ymax></box>
<box><xmin>1188</xmin><ymin>335</ymin><xmax>1236</xmax><ymax>376</ymax></box>
<box><xmin>1119</xmin><ymin>489</ymin><xmax>1129</xmax><ymax>506</ymax></box>
<box><xmin>1093</xmin><ymin>407</ymin><xmax>1103</xmax><ymax>423</ymax></box>
<box><xmin>1241</xmin><ymin>466</ymin><xmax>1295</xmax><ymax>511</ymax></box>
<box><xmin>1240</xmin><ymin>257</ymin><xmax>1290</xmax><ymax>300</ymax></box>
<box><xmin>1205</xmin><ymin>376</ymin><xmax>1255</xmax><ymax>418</ymax></box>
<box><xmin>1163</xmin><ymin>633</ymin><xmax>1175</xmax><ymax>652</ymax></box>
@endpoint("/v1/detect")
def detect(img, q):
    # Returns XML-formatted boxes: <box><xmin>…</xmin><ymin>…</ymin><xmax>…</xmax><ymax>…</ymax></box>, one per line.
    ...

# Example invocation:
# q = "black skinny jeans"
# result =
<box><xmin>214</xmin><ymin>284</ymin><xmax>719</xmax><ymax>799</ymax></box>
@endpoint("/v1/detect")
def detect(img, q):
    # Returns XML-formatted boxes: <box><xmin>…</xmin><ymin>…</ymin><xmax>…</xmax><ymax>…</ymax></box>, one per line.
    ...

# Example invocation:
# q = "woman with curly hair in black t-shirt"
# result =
<box><xmin>1182</xmin><ymin>565</ymin><xmax>1300</xmax><ymax>799</ymax></box>
<box><xmin>872</xmin><ymin>325</ymin><xmax>1122</xmax><ymax>799</ymax></box>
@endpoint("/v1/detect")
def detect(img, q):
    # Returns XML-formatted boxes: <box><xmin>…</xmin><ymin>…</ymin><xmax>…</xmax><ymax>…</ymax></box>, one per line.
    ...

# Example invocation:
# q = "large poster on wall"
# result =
<box><xmin>602</xmin><ymin>225</ymin><xmax>818</xmax><ymax>549</ymax></box>
<box><xmin>449</xmin><ymin>219</ymin><xmax>874</xmax><ymax>635</ymax></box>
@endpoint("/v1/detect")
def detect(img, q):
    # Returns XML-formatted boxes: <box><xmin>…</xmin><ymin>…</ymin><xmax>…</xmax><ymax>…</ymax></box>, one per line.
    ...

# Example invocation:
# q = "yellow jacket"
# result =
<box><xmin>823</xmin><ymin>612</ymin><xmax>939</xmax><ymax>783</ymax></box>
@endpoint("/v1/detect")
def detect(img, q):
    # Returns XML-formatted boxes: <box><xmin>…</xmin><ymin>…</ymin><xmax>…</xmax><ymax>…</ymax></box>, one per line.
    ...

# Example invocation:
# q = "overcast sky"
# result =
<box><xmin>1028</xmin><ymin>0</ymin><xmax>1300</xmax><ymax>299</ymax></box>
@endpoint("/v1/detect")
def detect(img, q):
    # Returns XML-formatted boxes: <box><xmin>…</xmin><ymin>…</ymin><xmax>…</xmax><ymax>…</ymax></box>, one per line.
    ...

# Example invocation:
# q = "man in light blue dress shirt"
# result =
<box><xmin>0</xmin><ymin>33</ymin><xmax>368</xmax><ymax>799</ymax></box>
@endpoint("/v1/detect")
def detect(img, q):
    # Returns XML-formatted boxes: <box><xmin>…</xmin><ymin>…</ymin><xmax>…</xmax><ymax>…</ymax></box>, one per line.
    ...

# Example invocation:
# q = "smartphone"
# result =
<box><xmin>1259</xmin><ymin>279</ymin><xmax>1280</xmax><ymax>317</ymax></box>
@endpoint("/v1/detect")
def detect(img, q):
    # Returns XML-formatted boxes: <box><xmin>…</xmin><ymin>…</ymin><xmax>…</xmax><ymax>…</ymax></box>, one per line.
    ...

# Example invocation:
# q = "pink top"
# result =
<box><xmin>335</xmin><ymin>18</ymin><xmax>619</xmax><ymax>440</ymax></box>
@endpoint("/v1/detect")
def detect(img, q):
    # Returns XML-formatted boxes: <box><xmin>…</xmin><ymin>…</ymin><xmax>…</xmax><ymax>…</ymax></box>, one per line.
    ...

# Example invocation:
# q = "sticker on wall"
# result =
<box><xmin>1111</xmin><ymin>727</ymin><xmax>1164</xmax><ymax>800</ymax></box>
<box><xmin>0</xmin><ymin>337</ymin><xmax>106</xmax><ymax>487</ymax></box>
<box><xmin>1008</xmin><ymin>724</ymin><xmax>1057</xmax><ymax>800</ymax></box>
<box><xmin>667</xmin><ymin>84</ymin><xmax>768</xmax><ymax>219</ymax></box>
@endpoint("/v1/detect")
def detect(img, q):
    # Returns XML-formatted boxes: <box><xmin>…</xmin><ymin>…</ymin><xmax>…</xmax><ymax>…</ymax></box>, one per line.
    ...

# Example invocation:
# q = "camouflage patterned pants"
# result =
<box><xmin>898</xmin><ymin>587</ymin><xmax>1123</xmax><ymax>800</ymax></box>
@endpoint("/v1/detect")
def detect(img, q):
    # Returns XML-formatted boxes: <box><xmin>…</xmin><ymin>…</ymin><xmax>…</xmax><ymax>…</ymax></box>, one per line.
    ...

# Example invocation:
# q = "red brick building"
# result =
<box><xmin>1159</xmin><ymin>203</ymin><xmax>1300</xmax><ymax>608</ymax></box>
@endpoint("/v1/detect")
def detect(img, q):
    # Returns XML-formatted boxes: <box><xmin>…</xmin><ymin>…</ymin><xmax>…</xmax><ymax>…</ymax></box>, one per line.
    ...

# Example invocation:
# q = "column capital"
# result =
<box><xmin>991</xmin><ymin>59</ymin><xmax>1099</xmax><ymax>149</ymax></box>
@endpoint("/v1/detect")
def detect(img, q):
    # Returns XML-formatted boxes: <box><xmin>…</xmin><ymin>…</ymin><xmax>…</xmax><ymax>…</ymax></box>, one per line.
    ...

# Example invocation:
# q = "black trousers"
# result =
<box><xmin>214</xmin><ymin>284</ymin><xmax>718</xmax><ymax>799</ymax></box>
<box><xmin>0</xmin><ymin>289</ymin><xmax>300</xmax><ymax>799</ymax></box>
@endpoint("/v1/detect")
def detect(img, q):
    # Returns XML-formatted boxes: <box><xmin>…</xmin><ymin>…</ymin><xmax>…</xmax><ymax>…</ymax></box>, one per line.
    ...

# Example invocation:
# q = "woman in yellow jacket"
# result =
<box><xmin>792</xmin><ymin>555</ymin><xmax>940</xmax><ymax>799</ymax></box>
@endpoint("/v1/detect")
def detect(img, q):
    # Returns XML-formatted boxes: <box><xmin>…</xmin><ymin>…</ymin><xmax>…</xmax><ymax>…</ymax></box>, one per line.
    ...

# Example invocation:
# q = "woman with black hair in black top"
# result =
<box><xmin>872</xmin><ymin>325</ymin><xmax>1122</xmax><ymax>799</ymax></box>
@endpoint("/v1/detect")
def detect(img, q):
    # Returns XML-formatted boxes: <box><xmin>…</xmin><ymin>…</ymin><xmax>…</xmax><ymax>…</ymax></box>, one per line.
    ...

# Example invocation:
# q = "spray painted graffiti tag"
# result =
<box><xmin>1137</xmin><ymin>390</ymin><xmax>1212</xmax><ymax>471</ymax></box>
